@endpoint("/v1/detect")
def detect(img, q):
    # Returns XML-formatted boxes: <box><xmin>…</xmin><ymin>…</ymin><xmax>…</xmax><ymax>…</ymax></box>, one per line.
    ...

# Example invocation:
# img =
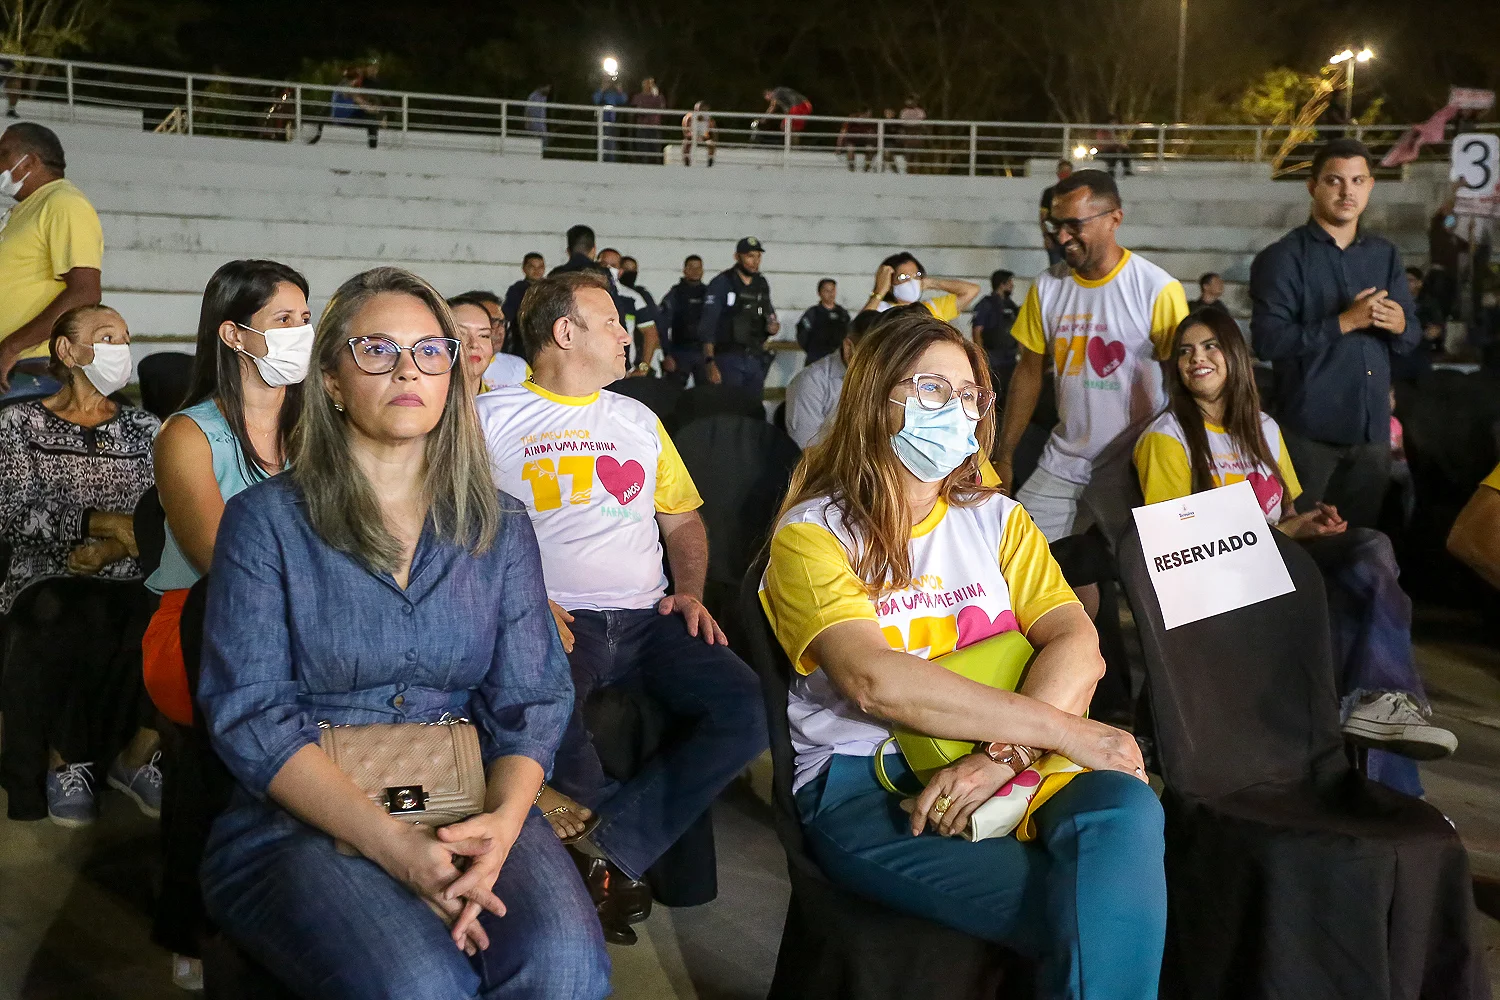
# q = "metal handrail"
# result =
<box><xmin>2</xmin><ymin>51</ymin><xmax>1494</xmax><ymax>175</ymax></box>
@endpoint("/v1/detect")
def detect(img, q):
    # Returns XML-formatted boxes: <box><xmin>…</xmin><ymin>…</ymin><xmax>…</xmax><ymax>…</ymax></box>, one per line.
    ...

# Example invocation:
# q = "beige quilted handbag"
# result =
<box><xmin>319</xmin><ymin>714</ymin><xmax>486</xmax><ymax>844</ymax></box>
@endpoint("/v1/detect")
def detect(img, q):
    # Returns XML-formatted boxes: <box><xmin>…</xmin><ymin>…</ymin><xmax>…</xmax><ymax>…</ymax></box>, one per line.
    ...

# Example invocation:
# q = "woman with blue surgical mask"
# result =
<box><xmin>862</xmin><ymin>250</ymin><xmax>981</xmax><ymax>324</ymax></box>
<box><xmin>142</xmin><ymin>259</ymin><xmax>312</xmax><ymax>989</ymax></box>
<box><xmin>760</xmin><ymin>309</ymin><xmax>1165</xmax><ymax>1000</ymax></box>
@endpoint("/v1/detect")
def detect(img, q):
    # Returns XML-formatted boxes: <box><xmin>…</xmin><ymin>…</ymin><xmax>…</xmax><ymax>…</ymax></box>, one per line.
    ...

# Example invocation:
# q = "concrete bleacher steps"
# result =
<box><xmin>29</xmin><ymin>117</ymin><xmax>1450</xmax><ymax>382</ymax></box>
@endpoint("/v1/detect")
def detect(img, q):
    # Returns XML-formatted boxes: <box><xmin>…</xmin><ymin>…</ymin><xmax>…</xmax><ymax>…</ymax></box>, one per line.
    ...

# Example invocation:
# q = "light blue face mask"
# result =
<box><xmin>889</xmin><ymin>396</ymin><xmax>979</xmax><ymax>483</ymax></box>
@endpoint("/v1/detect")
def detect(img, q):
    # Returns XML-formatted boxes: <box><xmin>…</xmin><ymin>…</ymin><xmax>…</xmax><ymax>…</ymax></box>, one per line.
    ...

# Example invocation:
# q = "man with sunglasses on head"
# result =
<box><xmin>474</xmin><ymin>270</ymin><xmax>767</xmax><ymax>946</ymax></box>
<box><xmin>996</xmin><ymin>169</ymin><xmax>1189</xmax><ymax>545</ymax></box>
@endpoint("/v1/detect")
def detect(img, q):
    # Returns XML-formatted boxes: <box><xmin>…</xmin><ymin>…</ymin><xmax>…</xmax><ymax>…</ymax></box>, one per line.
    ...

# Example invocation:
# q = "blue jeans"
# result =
<box><xmin>1302</xmin><ymin>528</ymin><xmax>1427</xmax><ymax>797</ymax></box>
<box><xmin>713</xmin><ymin>350</ymin><xmax>770</xmax><ymax>395</ymax></box>
<box><xmin>796</xmin><ymin>754</ymin><xmax>1166</xmax><ymax>1000</ymax></box>
<box><xmin>202</xmin><ymin>802</ymin><xmax>610</xmax><ymax>1000</ymax></box>
<box><xmin>550</xmin><ymin>608</ymin><xmax>768</xmax><ymax>880</ymax></box>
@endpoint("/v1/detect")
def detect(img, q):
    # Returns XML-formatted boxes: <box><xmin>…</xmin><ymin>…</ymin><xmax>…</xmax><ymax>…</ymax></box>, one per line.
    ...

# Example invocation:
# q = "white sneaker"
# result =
<box><xmin>1342</xmin><ymin>691</ymin><xmax>1457</xmax><ymax>761</ymax></box>
<box><xmin>172</xmin><ymin>954</ymin><xmax>203</xmax><ymax>992</ymax></box>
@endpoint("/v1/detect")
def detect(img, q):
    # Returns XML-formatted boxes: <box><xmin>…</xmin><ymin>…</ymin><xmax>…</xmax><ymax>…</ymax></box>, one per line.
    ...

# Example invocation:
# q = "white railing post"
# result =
<box><xmin>1253</xmin><ymin>126</ymin><xmax>1263</xmax><ymax>163</ymax></box>
<box><xmin>1061</xmin><ymin>126</ymin><xmax>1071</xmax><ymax>159</ymax></box>
<box><xmin>688</xmin><ymin>112</ymin><xmax>697</xmax><ymax>165</ymax></box>
<box><xmin>65</xmin><ymin>63</ymin><xmax>74</xmax><ymax>108</ymax></box>
<box><xmin>401</xmin><ymin>93</ymin><xmax>409</xmax><ymax>132</ymax></box>
<box><xmin>782</xmin><ymin>114</ymin><xmax>791</xmax><ymax>169</ymax></box>
<box><xmin>500</xmin><ymin>99</ymin><xmax>507</xmax><ymax>143</ymax></box>
<box><xmin>969</xmin><ymin>123</ymin><xmax>978</xmax><ymax>176</ymax></box>
<box><xmin>596</xmin><ymin>108</ymin><xmax>604</xmax><ymax>162</ymax></box>
<box><xmin>1157</xmin><ymin>125</ymin><xmax>1166</xmax><ymax>162</ymax></box>
<box><xmin>875</xmin><ymin>118</ymin><xmax>885</xmax><ymax>173</ymax></box>
<box><xmin>294</xmin><ymin>84</ymin><xmax>302</xmax><ymax>134</ymax></box>
<box><xmin>185</xmin><ymin>74</ymin><xmax>194</xmax><ymax>135</ymax></box>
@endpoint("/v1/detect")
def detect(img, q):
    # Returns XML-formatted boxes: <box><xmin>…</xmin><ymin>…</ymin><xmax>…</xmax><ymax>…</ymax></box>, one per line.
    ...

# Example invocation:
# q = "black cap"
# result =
<box><xmin>736</xmin><ymin>236</ymin><xmax>764</xmax><ymax>254</ymax></box>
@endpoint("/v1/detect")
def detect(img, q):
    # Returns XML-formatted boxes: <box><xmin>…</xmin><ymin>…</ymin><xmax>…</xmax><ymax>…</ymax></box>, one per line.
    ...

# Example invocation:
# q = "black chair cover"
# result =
<box><xmin>133</xmin><ymin>486</ymin><xmax>167</xmax><ymax>581</ymax></box>
<box><xmin>735</xmin><ymin>556</ymin><xmax>1032</xmax><ymax>1000</ymax></box>
<box><xmin>674</xmin><ymin>415</ymin><xmax>801</xmax><ymax>612</ymax></box>
<box><xmin>138</xmin><ymin>352</ymin><xmax>195</xmax><ymax>422</ymax></box>
<box><xmin>605</xmin><ymin>376</ymin><xmax>684</xmax><ymax>428</ymax></box>
<box><xmin>675</xmin><ymin>383</ymin><xmax>765</xmax><ymax>428</ymax></box>
<box><xmin>1116</xmin><ymin>523</ymin><xmax>1490</xmax><ymax>999</ymax></box>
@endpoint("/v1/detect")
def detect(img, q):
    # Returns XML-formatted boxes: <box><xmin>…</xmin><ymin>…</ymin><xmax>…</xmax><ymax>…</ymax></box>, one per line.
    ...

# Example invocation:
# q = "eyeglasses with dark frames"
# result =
<box><xmin>346</xmin><ymin>336</ymin><xmax>462</xmax><ymax>376</ymax></box>
<box><xmin>1042</xmin><ymin>208</ymin><xmax>1114</xmax><ymax>238</ymax></box>
<box><xmin>889</xmin><ymin>372</ymin><xmax>996</xmax><ymax>420</ymax></box>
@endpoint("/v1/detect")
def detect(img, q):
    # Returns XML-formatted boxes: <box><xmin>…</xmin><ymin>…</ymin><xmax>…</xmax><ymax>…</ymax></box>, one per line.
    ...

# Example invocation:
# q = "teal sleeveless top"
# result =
<box><xmin>145</xmin><ymin>398</ymin><xmax>265</xmax><ymax>594</ymax></box>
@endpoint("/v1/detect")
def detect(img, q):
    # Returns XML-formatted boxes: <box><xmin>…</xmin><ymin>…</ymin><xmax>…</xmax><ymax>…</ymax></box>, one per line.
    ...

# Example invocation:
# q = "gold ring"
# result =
<box><xmin>933</xmin><ymin>795</ymin><xmax>953</xmax><ymax>815</ymax></box>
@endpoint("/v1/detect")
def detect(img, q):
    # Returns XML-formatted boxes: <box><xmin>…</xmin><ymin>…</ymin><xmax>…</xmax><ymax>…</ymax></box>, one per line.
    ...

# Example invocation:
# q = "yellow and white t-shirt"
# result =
<box><xmin>760</xmin><ymin>492</ymin><xmax>1078</xmax><ymax>790</ymax></box>
<box><xmin>1483</xmin><ymin>464</ymin><xmax>1500</xmax><ymax>492</ymax></box>
<box><xmin>0</xmin><ymin>179</ymin><xmax>104</xmax><ymax>359</ymax></box>
<box><xmin>1014</xmin><ymin>250</ymin><xmax>1189</xmax><ymax>485</ymax></box>
<box><xmin>476</xmin><ymin>381</ymin><xmax>702</xmax><ymax>611</ymax></box>
<box><xmin>481</xmin><ymin>354</ymin><xmax>530</xmax><ymax>392</ymax></box>
<box><xmin>875</xmin><ymin>292</ymin><xmax>960</xmax><ymax>324</ymax></box>
<box><xmin>1133</xmin><ymin>409</ymin><xmax>1303</xmax><ymax>523</ymax></box>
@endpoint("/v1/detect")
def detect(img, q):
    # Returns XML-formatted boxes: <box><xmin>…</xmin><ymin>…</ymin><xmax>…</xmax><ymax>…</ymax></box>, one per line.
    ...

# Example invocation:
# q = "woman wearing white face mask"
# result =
<box><xmin>863</xmin><ymin>251</ymin><xmax>980</xmax><ymax>323</ymax></box>
<box><xmin>0</xmin><ymin>303</ymin><xmax>164</xmax><ymax>825</ymax></box>
<box><xmin>141</xmin><ymin>259</ymin><xmax>311</xmax><ymax>985</ymax></box>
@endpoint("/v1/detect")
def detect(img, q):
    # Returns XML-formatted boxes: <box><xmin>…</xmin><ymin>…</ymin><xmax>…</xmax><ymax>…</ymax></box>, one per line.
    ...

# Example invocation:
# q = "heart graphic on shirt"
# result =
<box><xmin>1086</xmin><ymin>337</ymin><xmax>1126</xmax><ymax>378</ymax></box>
<box><xmin>956</xmin><ymin>605</ymin><xmax>1021</xmax><ymax>649</ymax></box>
<box><xmin>1246</xmin><ymin>471</ymin><xmax>1283</xmax><ymax>516</ymax></box>
<box><xmin>994</xmin><ymin>768</ymin><xmax>1043</xmax><ymax>798</ymax></box>
<box><xmin>596</xmin><ymin>456</ymin><xmax>646</xmax><ymax>506</ymax></box>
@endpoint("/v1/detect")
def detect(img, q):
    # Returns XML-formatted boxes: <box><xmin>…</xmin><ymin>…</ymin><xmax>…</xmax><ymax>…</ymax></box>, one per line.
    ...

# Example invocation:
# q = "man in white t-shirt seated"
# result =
<box><xmin>476</xmin><ymin>270</ymin><xmax>767</xmax><ymax>944</ymax></box>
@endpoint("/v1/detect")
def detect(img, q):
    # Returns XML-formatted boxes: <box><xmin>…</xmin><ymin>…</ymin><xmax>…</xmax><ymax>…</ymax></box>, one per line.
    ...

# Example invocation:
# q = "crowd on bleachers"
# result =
<box><xmin>2</xmin><ymin>117</ymin><xmax>1499</xmax><ymax>999</ymax></box>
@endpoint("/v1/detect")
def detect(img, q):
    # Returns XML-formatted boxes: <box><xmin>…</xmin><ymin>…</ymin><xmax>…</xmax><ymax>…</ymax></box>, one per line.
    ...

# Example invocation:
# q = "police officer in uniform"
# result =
<box><xmin>660</xmin><ymin>254</ymin><xmax>711</xmax><ymax>385</ymax></box>
<box><xmin>796</xmin><ymin>278</ymin><xmax>851</xmax><ymax>366</ymax></box>
<box><xmin>698</xmin><ymin>236</ymin><xmax>779</xmax><ymax>393</ymax></box>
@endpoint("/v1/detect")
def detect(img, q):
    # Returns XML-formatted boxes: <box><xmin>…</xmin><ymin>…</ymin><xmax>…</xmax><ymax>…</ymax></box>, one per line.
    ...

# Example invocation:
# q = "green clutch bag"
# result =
<box><xmin>874</xmin><ymin>629</ymin><xmax>1037</xmax><ymax>794</ymax></box>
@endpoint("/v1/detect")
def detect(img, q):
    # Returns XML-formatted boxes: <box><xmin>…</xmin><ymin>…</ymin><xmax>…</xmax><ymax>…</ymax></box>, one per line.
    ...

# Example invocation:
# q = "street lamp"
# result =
<box><xmin>1329</xmin><ymin>47</ymin><xmax>1374</xmax><ymax>124</ymax></box>
<box><xmin>601</xmin><ymin>56</ymin><xmax>619</xmax><ymax>80</ymax></box>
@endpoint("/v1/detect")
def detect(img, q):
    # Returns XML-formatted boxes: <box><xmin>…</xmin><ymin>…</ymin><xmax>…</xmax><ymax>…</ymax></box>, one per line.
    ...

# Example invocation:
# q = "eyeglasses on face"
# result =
<box><xmin>1043</xmin><ymin>208</ymin><xmax>1114</xmax><ymax>238</ymax></box>
<box><xmin>346</xmin><ymin>336</ymin><xmax>462</xmax><ymax>375</ymax></box>
<box><xmin>889</xmin><ymin>372</ymin><xmax>996</xmax><ymax>420</ymax></box>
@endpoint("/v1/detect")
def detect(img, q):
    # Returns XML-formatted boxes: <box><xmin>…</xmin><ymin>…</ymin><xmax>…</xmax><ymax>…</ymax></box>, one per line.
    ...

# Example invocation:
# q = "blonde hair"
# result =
<box><xmin>777</xmin><ymin>310</ymin><xmax>997</xmax><ymax>593</ymax></box>
<box><xmin>290</xmin><ymin>267</ymin><xmax>500</xmax><ymax>571</ymax></box>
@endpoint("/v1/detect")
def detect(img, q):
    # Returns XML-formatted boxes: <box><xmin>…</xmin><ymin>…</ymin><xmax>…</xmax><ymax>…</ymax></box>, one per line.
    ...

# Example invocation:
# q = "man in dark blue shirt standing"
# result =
<box><xmin>500</xmin><ymin>251</ymin><xmax>545</xmax><ymax>357</ymax></box>
<box><xmin>698</xmin><ymin>236</ymin><xmax>779</xmax><ymax>393</ymax></box>
<box><xmin>1250</xmin><ymin>139</ymin><xmax>1419</xmax><ymax>529</ymax></box>
<box><xmin>971</xmin><ymin>268</ymin><xmax>1020</xmax><ymax>391</ymax></box>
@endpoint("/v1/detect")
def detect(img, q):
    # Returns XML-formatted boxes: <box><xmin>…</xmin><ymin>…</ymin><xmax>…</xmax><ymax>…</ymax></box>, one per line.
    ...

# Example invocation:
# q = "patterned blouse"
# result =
<box><xmin>0</xmin><ymin>399</ymin><xmax>160</xmax><ymax>613</ymax></box>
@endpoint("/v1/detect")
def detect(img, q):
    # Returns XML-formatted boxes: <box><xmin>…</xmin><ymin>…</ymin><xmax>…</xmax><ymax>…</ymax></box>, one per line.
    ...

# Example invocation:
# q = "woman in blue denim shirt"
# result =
<box><xmin>196</xmin><ymin>267</ymin><xmax>609</xmax><ymax>999</ymax></box>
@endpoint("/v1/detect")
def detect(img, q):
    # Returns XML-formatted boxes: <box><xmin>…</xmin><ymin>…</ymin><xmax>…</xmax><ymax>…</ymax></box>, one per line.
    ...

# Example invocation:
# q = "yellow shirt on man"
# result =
<box><xmin>0</xmin><ymin>178</ymin><xmax>103</xmax><ymax>359</ymax></box>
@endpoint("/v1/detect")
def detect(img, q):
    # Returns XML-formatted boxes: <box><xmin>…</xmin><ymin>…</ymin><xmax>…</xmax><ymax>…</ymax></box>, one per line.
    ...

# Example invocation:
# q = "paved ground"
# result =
<box><xmin>2</xmin><ymin>609</ymin><xmax>1497</xmax><ymax>999</ymax></box>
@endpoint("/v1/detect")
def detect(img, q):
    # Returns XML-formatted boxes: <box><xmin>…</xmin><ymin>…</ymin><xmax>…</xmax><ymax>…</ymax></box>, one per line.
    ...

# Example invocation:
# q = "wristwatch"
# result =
<box><xmin>981</xmin><ymin>742</ymin><xmax>1032</xmax><ymax>771</ymax></box>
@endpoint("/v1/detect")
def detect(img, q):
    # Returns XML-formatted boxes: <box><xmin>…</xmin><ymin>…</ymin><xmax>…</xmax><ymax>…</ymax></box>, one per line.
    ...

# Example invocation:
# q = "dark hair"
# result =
<box><xmin>1052</xmin><ymin>168</ymin><xmax>1120</xmax><ymax>210</ymax></box>
<box><xmin>457</xmin><ymin>289</ymin><xmax>500</xmax><ymax>308</ymax></box>
<box><xmin>522</xmin><ymin>252</ymin><xmax>544</xmax><ymax>265</ymax></box>
<box><xmin>684</xmin><ymin>254</ymin><xmax>702</xmax><ymax>266</ymax></box>
<box><xmin>447</xmin><ymin>292</ymin><xmax>495</xmax><ymax>313</ymax></box>
<box><xmin>817</xmin><ymin>277</ymin><xmax>837</xmax><ymax>292</ymax></box>
<box><xmin>1164</xmin><ymin>308</ymin><xmax>1287</xmax><ymax>503</ymax></box>
<box><xmin>878</xmin><ymin>251</ymin><xmax>925</xmax><ymax>304</ymax></box>
<box><xmin>990</xmin><ymin>269</ymin><xmax>1013</xmax><ymax>290</ymax></box>
<box><xmin>566</xmin><ymin>224</ymin><xmax>596</xmax><ymax>256</ymax></box>
<box><xmin>1198</xmin><ymin>272</ymin><xmax>1220</xmax><ymax>289</ymax></box>
<box><xmin>1056</xmin><ymin>158</ymin><xmax>1073</xmax><ymax>170</ymax></box>
<box><xmin>47</xmin><ymin>303</ymin><xmax>116</xmax><ymax>380</ymax></box>
<box><xmin>1404</xmin><ymin>266</ymin><xmax>1424</xmax><ymax>281</ymax></box>
<box><xmin>598</xmin><ymin>247</ymin><xmax>620</xmax><ymax>261</ymax></box>
<box><xmin>3</xmin><ymin>122</ymin><xmax>66</xmax><ymax>173</ymax></box>
<box><xmin>620</xmin><ymin>256</ymin><xmax>637</xmax><ymax>269</ymax></box>
<box><xmin>518</xmin><ymin>270</ymin><xmax>610</xmax><ymax>363</ymax></box>
<box><xmin>849</xmin><ymin>309</ymin><xmax>884</xmax><ymax>341</ymax></box>
<box><xmin>1310</xmin><ymin>138</ymin><xmax>1373</xmax><ymax>180</ymax></box>
<box><xmin>183</xmin><ymin>259</ymin><xmax>310</xmax><ymax>482</ymax></box>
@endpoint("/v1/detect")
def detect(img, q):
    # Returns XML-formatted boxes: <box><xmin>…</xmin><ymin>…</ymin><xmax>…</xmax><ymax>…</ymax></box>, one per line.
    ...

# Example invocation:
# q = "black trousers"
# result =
<box><xmin>1282</xmin><ymin>432</ymin><xmax>1392</xmax><ymax>530</ymax></box>
<box><xmin>0</xmin><ymin>578</ymin><xmax>153</xmax><ymax>819</ymax></box>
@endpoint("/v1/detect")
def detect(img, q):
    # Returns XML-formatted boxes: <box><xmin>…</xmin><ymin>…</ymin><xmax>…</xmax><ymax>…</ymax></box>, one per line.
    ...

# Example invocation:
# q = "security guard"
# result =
<box><xmin>698</xmin><ymin>236</ymin><xmax>779</xmax><ymax>393</ymax></box>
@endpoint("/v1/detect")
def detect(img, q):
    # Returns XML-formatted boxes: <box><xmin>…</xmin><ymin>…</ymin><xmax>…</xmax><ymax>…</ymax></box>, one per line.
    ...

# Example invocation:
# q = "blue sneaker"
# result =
<box><xmin>107</xmin><ymin>751</ymin><xmax>163</xmax><ymax>819</ymax></box>
<box><xmin>46</xmin><ymin>763</ymin><xmax>98</xmax><ymax>828</ymax></box>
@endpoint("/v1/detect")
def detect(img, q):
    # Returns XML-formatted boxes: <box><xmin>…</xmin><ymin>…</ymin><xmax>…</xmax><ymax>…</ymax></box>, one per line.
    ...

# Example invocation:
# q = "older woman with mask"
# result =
<box><xmin>197</xmin><ymin>267</ymin><xmax>606</xmax><ymax>999</ymax></box>
<box><xmin>0</xmin><ymin>303</ymin><xmax>161</xmax><ymax>825</ymax></box>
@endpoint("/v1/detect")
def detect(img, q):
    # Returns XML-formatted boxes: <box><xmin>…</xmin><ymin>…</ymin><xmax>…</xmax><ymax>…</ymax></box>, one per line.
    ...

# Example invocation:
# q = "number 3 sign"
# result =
<box><xmin>1451</xmin><ymin>133</ymin><xmax>1500</xmax><ymax>217</ymax></box>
